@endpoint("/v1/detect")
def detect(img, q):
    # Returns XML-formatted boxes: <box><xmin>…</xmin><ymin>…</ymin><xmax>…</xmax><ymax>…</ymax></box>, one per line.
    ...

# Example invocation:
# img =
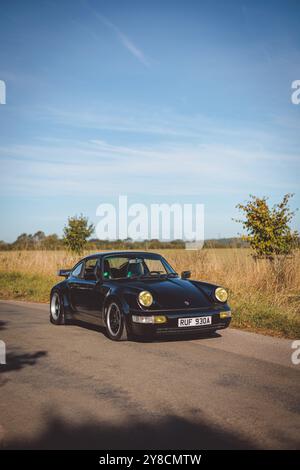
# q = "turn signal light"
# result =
<box><xmin>220</xmin><ymin>311</ymin><xmax>231</xmax><ymax>319</ymax></box>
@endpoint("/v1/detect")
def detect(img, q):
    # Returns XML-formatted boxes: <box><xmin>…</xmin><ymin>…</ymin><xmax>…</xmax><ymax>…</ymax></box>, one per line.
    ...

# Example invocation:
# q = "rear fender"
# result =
<box><xmin>51</xmin><ymin>284</ymin><xmax>73</xmax><ymax>320</ymax></box>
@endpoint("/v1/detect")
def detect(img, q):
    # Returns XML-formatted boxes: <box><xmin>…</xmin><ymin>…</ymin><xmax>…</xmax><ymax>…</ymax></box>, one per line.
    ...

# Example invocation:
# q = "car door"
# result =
<box><xmin>78</xmin><ymin>257</ymin><xmax>99</xmax><ymax>317</ymax></box>
<box><xmin>68</xmin><ymin>261</ymin><xmax>85</xmax><ymax>318</ymax></box>
<box><xmin>80</xmin><ymin>257</ymin><xmax>109</xmax><ymax>325</ymax></box>
<box><xmin>69</xmin><ymin>257</ymin><xmax>107</xmax><ymax>325</ymax></box>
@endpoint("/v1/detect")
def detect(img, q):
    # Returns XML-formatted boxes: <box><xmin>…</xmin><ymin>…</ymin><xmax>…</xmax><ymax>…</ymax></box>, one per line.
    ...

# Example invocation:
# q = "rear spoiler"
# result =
<box><xmin>58</xmin><ymin>269</ymin><xmax>71</xmax><ymax>278</ymax></box>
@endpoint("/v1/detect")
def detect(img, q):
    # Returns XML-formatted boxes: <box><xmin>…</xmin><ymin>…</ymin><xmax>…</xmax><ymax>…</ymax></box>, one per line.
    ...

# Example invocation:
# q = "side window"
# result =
<box><xmin>83</xmin><ymin>258</ymin><xmax>98</xmax><ymax>280</ymax></box>
<box><xmin>71</xmin><ymin>262</ymin><xmax>83</xmax><ymax>278</ymax></box>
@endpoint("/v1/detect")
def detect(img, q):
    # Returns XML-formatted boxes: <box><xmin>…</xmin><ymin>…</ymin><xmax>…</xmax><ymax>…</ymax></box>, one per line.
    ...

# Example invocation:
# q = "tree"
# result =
<box><xmin>235</xmin><ymin>194</ymin><xmax>298</xmax><ymax>260</ymax></box>
<box><xmin>42</xmin><ymin>234</ymin><xmax>62</xmax><ymax>250</ymax></box>
<box><xmin>33</xmin><ymin>231</ymin><xmax>46</xmax><ymax>247</ymax></box>
<box><xmin>63</xmin><ymin>215</ymin><xmax>94</xmax><ymax>255</ymax></box>
<box><xmin>13</xmin><ymin>233</ymin><xmax>34</xmax><ymax>250</ymax></box>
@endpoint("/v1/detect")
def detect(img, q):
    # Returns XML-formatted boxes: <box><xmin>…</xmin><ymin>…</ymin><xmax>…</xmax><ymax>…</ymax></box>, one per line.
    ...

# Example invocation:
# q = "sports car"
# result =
<box><xmin>50</xmin><ymin>251</ymin><xmax>231</xmax><ymax>340</ymax></box>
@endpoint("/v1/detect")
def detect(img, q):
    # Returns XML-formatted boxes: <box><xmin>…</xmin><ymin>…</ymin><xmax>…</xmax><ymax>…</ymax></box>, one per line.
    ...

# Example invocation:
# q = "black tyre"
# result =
<box><xmin>105</xmin><ymin>301</ymin><xmax>129</xmax><ymax>341</ymax></box>
<box><xmin>50</xmin><ymin>291</ymin><xmax>66</xmax><ymax>325</ymax></box>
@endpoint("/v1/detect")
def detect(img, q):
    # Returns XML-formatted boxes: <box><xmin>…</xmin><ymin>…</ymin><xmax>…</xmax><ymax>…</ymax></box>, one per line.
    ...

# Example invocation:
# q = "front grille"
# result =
<box><xmin>156</xmin><ymin>323</ymin><xmax>226</xmax><ymax>334</ymax></box>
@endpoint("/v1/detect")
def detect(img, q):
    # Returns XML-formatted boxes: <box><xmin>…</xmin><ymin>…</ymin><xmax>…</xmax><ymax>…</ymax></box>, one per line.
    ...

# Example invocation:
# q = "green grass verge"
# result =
<box><xmin>231</xmin><ymin>295</ymin><xmax>300</xmax><ymax>339</ymax></box>
<box><xmin>0</xmin><ymin>271</ymin><xmax>57</xmax><ymax>303</ymax></box>
<box><xmin>0</xmin><ymin>271</ymin><xmax>299</xmax><ymax>339</ymax></box>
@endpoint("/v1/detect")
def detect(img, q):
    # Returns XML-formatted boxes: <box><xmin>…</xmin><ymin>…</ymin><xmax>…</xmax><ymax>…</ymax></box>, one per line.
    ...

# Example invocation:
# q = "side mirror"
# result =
<box><xmin>58</xmin><ymin>269</ymin><xmax>71</xmax><ymax>278</ymax></box>
<box><xmin>181</xmin><ymin>270</ymin><xmax>191</xmax><ymax>279</ymax></box>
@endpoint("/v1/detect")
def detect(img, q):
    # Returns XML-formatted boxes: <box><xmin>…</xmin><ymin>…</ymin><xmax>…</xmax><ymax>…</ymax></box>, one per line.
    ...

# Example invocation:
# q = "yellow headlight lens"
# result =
<box><xmin>215</xmin><ymin>287</ymin><xmax>228</xmax><ymax>303</ymax></box>
<box><xmin>138</xmin><ymin>291</ymin><xmax>153</xmax><ymax>307</ymax></box>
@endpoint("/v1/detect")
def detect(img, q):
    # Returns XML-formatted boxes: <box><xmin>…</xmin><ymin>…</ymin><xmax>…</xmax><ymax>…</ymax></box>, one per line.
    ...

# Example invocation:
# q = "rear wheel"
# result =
<box><xmin>105</xmin><ymin>301</ymin><xmax>128</xmax><ymax>341</ymax></box>
<box><xmin>50</xmin><ymin>291</ymin><xmax>66</xmax><ymax>325</ymax></box>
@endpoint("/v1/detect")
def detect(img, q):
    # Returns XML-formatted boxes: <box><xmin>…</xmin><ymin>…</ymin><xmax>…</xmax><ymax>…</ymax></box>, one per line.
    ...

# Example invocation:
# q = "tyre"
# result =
<box><xmin>50</xmin><ymin>291</ymin><xmax>66</xmax><ymax>325</ymax></box>
<box><xmin>105</xmin><ymin>301</ymin><xmax>128</xmax><ymax>341</ymax></box>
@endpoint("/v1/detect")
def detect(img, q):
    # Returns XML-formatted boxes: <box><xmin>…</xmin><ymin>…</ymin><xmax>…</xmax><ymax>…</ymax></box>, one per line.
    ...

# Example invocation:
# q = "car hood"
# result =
<box><xmin>124</xmin><ymin>277</ymin><xmax>213</xmax><ymax>309</ymax></box>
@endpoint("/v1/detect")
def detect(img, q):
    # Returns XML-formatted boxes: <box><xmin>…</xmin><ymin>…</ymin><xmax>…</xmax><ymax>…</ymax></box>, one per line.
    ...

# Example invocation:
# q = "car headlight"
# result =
<box><xmin>215</xmin><ymin>287</ymin><xmax>228</xmax><ymax>303</ymax></box>
<box><xmin>138</xmin><ymin>290</ymin><xmax>153</xmax><ymax>307</ymax></box>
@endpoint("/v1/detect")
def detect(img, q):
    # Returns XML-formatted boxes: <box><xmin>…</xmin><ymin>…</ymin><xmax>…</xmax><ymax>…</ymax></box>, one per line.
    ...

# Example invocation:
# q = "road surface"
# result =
<box><xmin>0</xmin><ymin>300</ymin><xmax>299</xmax><ymax>449</ymax></box>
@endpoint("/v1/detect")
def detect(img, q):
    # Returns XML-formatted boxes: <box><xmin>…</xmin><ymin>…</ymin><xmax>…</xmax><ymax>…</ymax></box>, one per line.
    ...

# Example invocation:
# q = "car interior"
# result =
<box><xmin>103</xmin><ymin>258</ymin><xmax>149</xmax><ymax>279</ymax></box>
<box><xmin>81</xmin><ymin>257</ymin><xmax>168</xmax><ymax>281</ymax></box>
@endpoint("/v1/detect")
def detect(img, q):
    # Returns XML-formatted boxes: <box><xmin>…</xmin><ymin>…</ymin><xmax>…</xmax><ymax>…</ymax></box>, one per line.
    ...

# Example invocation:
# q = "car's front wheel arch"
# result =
<box><xmin>104</xmin><ymin>297</ymin><xmax>130</xmax><ymax>341</ymax></box>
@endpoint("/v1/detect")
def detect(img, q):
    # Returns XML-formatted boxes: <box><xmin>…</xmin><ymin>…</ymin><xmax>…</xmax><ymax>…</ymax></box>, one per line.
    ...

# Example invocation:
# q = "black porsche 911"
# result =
<box><xmin>50</xmin><ymin>251</ymin><xmax>231</xmax><ymax>341</ymax></box>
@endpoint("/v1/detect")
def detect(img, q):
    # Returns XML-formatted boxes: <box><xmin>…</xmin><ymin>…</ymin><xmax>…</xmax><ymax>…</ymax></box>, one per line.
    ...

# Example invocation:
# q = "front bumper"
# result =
<box><xmin>128</xmin><ymin>308</ymin><xmax>231</xmax><ymax>337</ymax></box>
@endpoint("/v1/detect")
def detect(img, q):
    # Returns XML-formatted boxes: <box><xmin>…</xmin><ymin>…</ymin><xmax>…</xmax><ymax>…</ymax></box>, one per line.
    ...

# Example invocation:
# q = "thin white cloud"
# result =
<box><xmin>38</xmin><ymin>105</ymin><xmax>300</xmax><ymax>159</ymax></box>
<box><xmin>0</xmin><ymin>138</ymin><xmax>298</xmax><ymax>198</ymax></box>
<box><xmin>93</xmin><ymin>11</ymin><xmax>150</xmax><ymax>67</ymax></box>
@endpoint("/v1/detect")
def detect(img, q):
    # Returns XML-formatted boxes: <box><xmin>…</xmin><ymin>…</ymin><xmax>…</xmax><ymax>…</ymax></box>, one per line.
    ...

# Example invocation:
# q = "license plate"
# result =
<box><xmin>178</xmin><ymin>316</ymin><xmax>212</xmax><ymax>327</ymax></box>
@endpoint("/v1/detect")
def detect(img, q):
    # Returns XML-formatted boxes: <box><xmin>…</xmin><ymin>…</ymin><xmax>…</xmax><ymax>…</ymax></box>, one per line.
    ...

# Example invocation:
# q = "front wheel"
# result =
<box><xmin>50</xmin><ymin>291</ymin><xmax>66</xmax><ymax>325</ymax></box>
<box><xmin>105</xmin><ymin>301</ymin><xmax>129</xmax><ymax>341</ymax></box>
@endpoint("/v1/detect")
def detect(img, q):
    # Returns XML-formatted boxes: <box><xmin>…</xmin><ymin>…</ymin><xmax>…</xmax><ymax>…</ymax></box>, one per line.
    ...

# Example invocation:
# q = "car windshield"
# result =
<box><xmin>102</xmin><ymin>255</ymin><xmax>177</xmax><ymax>280</ymax></box>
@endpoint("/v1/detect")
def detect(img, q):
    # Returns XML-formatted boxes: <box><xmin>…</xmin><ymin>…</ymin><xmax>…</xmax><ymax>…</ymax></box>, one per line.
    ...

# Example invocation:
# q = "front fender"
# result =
<box><xmin>102</xmin><ymin>290</ymin><xmax>131</xmax><ymax>317</ymax></box>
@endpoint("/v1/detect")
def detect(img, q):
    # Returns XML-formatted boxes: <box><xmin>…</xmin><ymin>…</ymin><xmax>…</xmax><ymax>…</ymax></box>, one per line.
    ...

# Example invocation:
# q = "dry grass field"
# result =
<box><xmin>0</xmin><ymin>249</ymin><xmax>299</xmax><ymax>338</ymax></box>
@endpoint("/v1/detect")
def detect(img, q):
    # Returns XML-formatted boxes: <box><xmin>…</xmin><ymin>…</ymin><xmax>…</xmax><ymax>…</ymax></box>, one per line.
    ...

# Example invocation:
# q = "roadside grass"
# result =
<box><xmin>231</xmin><ymin>295</ymin><xmax>300</xmax><ymax>338</ymax></box>
<box><xmin>0</xmin><ymin>271</ymin><xmax>56</xmax><ymax>303</ymax></box>
<box><xmin>0</xmin><ymin>249</ymin><xmax>299</xmax><ymax>338</ymax></box>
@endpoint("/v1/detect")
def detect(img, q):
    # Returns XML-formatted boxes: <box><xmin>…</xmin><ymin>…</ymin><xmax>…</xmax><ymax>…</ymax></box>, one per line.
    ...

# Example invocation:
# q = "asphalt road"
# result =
<box><xmin>0</xmin><ymin>300</ymin><xmax>299</xmax><ymax>450</ymax></box>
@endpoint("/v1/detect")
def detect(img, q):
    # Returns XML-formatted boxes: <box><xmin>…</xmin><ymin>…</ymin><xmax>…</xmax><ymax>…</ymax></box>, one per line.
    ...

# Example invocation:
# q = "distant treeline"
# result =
<box><xmin>0</xmin><ymin>231</ymin><xmax>252</xmax><ymax>250</ymax></box>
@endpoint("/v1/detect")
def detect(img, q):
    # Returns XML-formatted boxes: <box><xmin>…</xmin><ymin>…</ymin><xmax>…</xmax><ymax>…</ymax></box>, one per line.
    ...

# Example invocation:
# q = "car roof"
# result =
<box><xmin>83</xmin><ymin>251</ymin><xmax>162</xmax><ymax>261</ymax></box>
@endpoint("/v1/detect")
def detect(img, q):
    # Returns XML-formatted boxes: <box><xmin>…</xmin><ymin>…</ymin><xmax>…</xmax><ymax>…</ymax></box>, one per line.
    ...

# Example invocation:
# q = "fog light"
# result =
<box><xmin>154</xmin><ymin>315</ymin><xmax>167</xmax><ymax>324</ymax></box>
<box><xmin>220</xmin><ymin>311</ymin><xmax>231</xmax><ymax>319</ymax></box>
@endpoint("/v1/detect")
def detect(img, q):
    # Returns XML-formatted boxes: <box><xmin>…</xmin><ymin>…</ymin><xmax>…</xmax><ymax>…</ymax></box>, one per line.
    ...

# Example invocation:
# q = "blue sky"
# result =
<box><xmin>0</xmin><ymin>0</ymin><xmax>299</xmax><ymax>241</ymax></box>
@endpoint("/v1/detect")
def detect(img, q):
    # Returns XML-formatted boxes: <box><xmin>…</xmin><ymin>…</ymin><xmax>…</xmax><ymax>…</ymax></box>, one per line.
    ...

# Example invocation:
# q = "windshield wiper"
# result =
<box><xmin>140</xmin><ymin>272</ymin><xmax>178</xmax><ymax>279</ymax></box>
<box><xmin>127</xmin><ymin>272</ymin><xmax>178</xmax><ymax>280</ymax></box>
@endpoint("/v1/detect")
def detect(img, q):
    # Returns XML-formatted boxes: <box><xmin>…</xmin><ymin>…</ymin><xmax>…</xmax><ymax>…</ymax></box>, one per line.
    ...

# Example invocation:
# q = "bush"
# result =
<box><xmin>63</xmin><ymin>215</ymin><xmax>94</xmax><ymax>255</ymax></box>
<box><xmin>235</xmin><ymin>194</ymin><xmax>298</xmax><ymax>260</ymax></box>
